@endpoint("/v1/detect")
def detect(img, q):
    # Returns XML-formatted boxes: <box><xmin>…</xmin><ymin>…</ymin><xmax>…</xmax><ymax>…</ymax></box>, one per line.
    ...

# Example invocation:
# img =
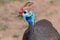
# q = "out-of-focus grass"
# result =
<box><xmin>19</xmin><ymin>0</ymin><xmax>24</xmax><ymax>2</ymax></box>
<box><xmin>23</xmin><ymin>24</ymin><xmax>28</xmax><ymax>28</ymax></box>
<box><xmin>19</xmin><ymin>0</ymin><xmax>29</xmax><ymax>2</ymax></box>
<box><xmin>10</xmin><ymin>0</ymin><xmax>17</xmax><ymax>2</ymax></box>
<box><xmin>16</xmin><ymin>16</ymin><xmax>23</xmax><ymax>20</ymax></box>
<box><xmin>0</xmin><ymin>25</ymin><xmax>8</xmax><ymax>31</ymax></box>
<box><xmin>10</xmin><ymin>0</ymin><xmax>28</xmax><ymax>2</ymax></box>
<box><xmin>0</xmin><ymin>2</ymin><xmax>5</xmax><ymax>5</ymax></box>
<box><xmin>13</xmin><ymin>31</ymin><xmax>19</xmax><ymax>38</ymax></box>
<box><xmin>50</xmin><ymin>0</ymin><xmax>57</xmax><ymax>4</ymax></box>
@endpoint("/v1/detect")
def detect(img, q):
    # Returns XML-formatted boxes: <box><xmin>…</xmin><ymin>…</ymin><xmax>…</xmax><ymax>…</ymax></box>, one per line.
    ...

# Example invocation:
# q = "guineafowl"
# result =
<box><xmin>23</xmin><ymin>19</ymin><xmax>60</xmax><ymax>40</ymax></box>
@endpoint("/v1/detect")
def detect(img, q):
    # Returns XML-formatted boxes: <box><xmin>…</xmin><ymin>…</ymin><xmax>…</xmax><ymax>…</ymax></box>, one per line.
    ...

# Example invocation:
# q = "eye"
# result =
<box><xmin>24</xmin><ymin>11</ymin><xmax>26</xmax><ymax>14</ymax></box>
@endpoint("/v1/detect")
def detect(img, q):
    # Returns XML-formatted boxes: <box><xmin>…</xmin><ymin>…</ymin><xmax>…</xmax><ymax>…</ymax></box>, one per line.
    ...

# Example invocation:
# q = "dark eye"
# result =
<box><xmin>24</xmin><ymin>11</ymin><xmax>26</xmax><ymax>14</ymax></box>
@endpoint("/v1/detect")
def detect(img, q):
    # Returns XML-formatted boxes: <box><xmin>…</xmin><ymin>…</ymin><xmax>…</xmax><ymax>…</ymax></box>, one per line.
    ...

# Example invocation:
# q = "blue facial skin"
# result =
<box><xmin>22</xmin><ymin>9</ymin><xmax>35</xmax><ymax>27</ymax></box>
